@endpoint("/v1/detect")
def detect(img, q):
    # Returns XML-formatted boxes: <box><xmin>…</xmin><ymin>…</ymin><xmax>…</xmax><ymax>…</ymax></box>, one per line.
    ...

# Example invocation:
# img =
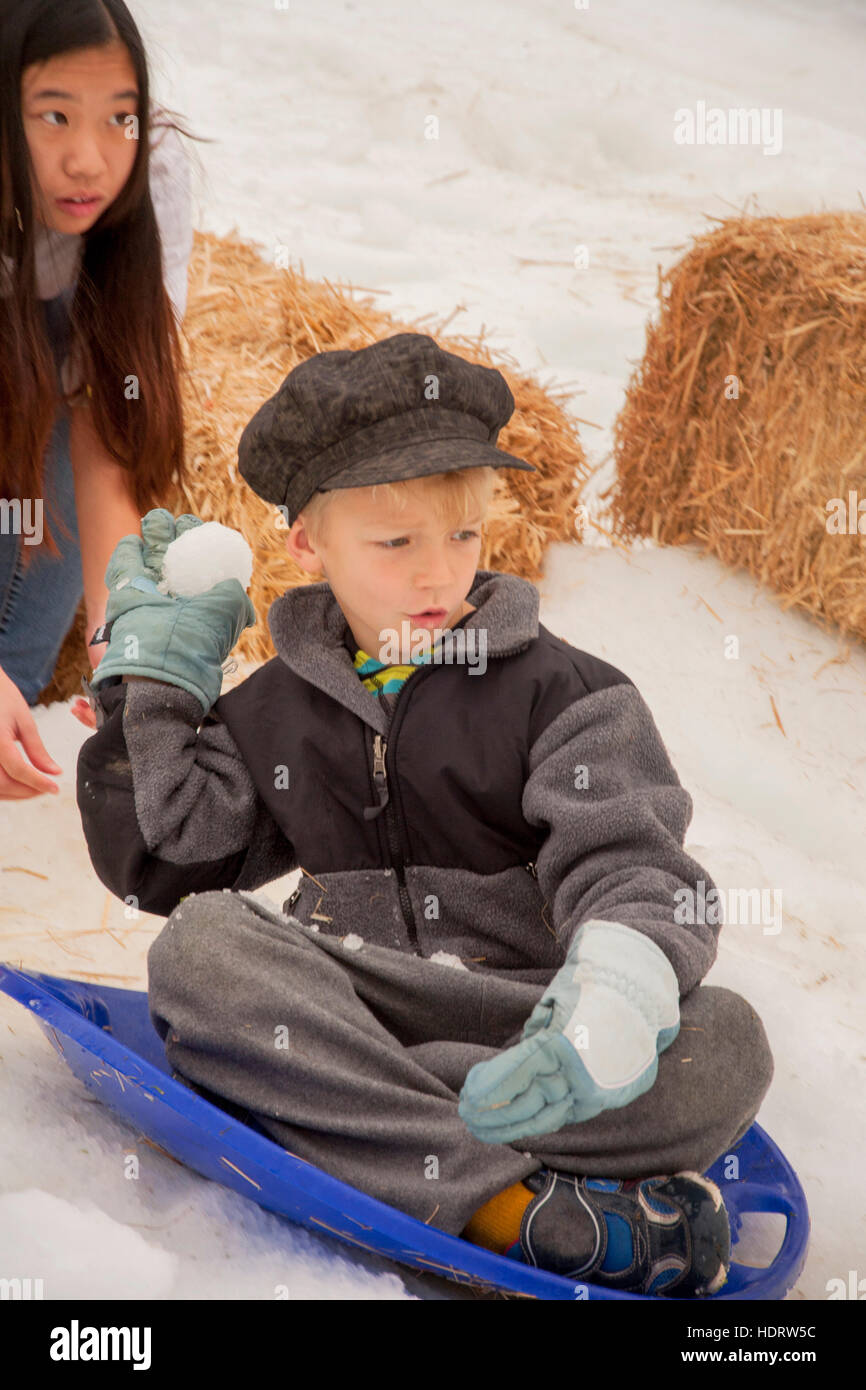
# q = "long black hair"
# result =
<box><xmin>0</xmin><ymin>0</ymin><xmax>207</xmax><ymax>568</ymax></box>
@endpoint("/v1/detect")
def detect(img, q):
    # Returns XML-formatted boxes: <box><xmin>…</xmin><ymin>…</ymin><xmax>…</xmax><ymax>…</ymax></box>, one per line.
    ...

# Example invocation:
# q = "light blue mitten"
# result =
<box><xmin>89</xmin><ymin>508</ymin><xmax>256</xmax><ymax>715</ymax></box>
<box><xmin>458</xmin><ymin>919</ymin><xmax>680</xmax><ymax>1144</ymax></box>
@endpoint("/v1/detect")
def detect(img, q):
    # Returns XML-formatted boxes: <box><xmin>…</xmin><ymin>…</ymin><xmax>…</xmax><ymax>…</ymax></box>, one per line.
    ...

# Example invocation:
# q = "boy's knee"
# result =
<box><xmin>146</xmin><ymin>889</ymin><xmax>317</xmax><ymax>995</ymax></box>
<box><xmin>147</xmin><ymin>891</ymin><xmax>238</xmax><ymax>989</ymax></box>
<box><xmin>689</xmin><ymin>984</ymin><xmax>774</xmax><ymax>1104</ymax></box>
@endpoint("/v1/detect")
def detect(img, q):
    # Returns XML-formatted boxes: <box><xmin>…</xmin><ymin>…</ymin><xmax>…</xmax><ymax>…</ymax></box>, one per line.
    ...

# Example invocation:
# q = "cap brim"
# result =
<box><xmin>318</xmin><ymin>435</ymin><xmax>536</xmax><ymax>491</ymax></box>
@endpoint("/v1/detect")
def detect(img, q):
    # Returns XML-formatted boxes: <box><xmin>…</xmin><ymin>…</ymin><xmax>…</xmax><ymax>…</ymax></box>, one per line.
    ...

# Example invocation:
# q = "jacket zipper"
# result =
<box><xmin>364</xmin><ymin>728</ymin><xmax>420</xmax><ymax>947</ymax></box>
<box><xmin>360</xmin><ymin>625</ymin><xmax>537</xmax><ymax>949</ymax></box>
<box><xmin>361</xmin><ymin>657</ymin><xmax>446</xmax><ymax>948</ymax></box>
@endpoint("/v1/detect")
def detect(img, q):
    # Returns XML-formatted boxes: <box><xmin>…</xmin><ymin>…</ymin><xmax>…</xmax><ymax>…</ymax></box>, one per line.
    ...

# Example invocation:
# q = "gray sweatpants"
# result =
<box><xmin>146</xmin><ymin>888</ymin><xmax>774</xmax><ymax>1237</ymax></box>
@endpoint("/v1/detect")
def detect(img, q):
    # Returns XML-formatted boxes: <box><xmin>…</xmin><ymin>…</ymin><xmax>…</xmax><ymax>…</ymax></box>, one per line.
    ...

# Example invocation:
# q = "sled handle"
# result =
<box><xmin>720</xmin><ymin>1179</ymin><xmax>810</xmax><ymax>1297</ymax></box>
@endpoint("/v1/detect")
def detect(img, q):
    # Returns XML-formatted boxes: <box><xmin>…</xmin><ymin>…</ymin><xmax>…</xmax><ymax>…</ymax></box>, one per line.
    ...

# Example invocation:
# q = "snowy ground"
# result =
<box><xmin>2</xmin><ymin>0</ymin><xmax>864</xmax><ymax>1300</ymax></box>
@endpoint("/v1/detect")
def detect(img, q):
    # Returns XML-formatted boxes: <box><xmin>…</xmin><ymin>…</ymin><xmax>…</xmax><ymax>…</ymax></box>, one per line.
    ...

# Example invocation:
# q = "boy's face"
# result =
<box><xmin>286</xmin><ymin>483</ymin><xmax>484</xmax><ymax>661</ymax></box>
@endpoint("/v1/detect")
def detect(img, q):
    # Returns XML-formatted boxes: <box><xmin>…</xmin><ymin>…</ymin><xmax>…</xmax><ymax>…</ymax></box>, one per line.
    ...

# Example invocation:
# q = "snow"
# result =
<box><xmin>0</xmin><ymin>1191</ymin><xmax>177</xmax><ymax>1300</ymax></box>
<box><xmin>429</xmin><ymin>951</ymin><xmax>470</xmax><ymax>972</ymax></box>
<box><xmin>2</xmin><ymin>0</ymin><xmax>865</xmax><ymax>1301</ymax></box>
<box><xmin>159</xmin><ymin>522</ymin><xmax>253</xmax><ymax>599</ymax></box>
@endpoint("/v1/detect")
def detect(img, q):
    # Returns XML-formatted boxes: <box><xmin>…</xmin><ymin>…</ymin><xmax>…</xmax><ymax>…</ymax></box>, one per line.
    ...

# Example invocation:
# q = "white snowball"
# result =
<box><xmin>341</xmin><ymin>933</ymin><xmax>364</xmax><ymax>951</ymax></box>
<box><xmin>159</xmin><ymin>522</ymin><xmax>253</xmax><ymax>598</ymax></box>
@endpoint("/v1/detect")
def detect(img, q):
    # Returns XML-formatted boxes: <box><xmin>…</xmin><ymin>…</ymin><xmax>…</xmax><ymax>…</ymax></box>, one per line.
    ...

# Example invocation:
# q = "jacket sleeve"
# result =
<box><xmin>76</xmin><ymin>678</ymin><xmax>297</xmax><ymax>917</ymax></box>
<box><xmin>521</xmin><ymin>678</ymin><xmax>721</xmax><ymax>996</ymax></box>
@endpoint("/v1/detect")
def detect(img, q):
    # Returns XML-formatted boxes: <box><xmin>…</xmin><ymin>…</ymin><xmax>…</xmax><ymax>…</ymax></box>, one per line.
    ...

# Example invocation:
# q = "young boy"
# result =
<box><xmin>77</xmin><ymin>332</ymin><xmax>773</xmax><ymax>1297</ymax></box>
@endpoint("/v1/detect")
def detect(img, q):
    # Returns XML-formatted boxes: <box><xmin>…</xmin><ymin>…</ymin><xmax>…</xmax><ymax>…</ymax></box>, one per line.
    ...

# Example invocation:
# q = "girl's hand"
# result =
<box><xmin>69</xmin><ymin>636</ymin><xmax>107</xmax><ymax>729</ymax></box>
<box><xmin>71</xmin><ymin>697</ymin><xmax>97</xmax><ymax>729</ymax></box>
<box><xmin>0</xmin><ymin>666</ymin><xmax>63</xmax><ymax>798</ymax></box>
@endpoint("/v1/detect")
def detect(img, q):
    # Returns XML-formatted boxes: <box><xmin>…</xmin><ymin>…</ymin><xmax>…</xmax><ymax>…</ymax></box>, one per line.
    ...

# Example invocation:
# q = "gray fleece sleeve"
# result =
<box><xmin>121</xmin><ymin>678</ymin><xmax>268</xmax><ymax>863</ymax></box>
<box><xmin>77</xmin><ymin>678</ymin><xmax>297</xmax><ymax>916</ymax></box>
<box><xmin>521</xmin><ymin>682</ymin><xmax>720</xmax><ymax>996</ymax></box>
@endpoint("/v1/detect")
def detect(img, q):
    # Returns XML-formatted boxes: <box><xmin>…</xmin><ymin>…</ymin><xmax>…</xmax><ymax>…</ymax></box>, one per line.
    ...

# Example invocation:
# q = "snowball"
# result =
<box><xmin>341</xmin><ymin>933</ymin><xmax>364</xmax><ymax>951</ymax></box>
<box><xmin>159</xmin><ymin>522</ymin><xmax>253</xmax><ymax>598</ymax></box>
<box><xmin>429</xmin><ymin>950</ymin><xmax>469</xmax><ymax>971</ymax></box>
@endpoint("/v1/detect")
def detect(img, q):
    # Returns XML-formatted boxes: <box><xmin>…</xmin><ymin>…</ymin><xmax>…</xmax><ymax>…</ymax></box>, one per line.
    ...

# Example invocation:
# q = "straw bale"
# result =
<box><xmin>604</xmin><ymin>211</ymin><xmax>866</xmax><ymax>645</ymax></box>
<box><xmin>40</xmin><ymin>229</ymin><xmax>589</xmax><ymax>706</ymax></box>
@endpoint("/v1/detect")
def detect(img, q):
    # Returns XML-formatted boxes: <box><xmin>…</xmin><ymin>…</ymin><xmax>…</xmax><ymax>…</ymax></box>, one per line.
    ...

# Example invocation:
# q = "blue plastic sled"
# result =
<box><xmin>0</xmin><ymin>964</ymin><xmax>809</xmax><ymax>1300</ymax></box>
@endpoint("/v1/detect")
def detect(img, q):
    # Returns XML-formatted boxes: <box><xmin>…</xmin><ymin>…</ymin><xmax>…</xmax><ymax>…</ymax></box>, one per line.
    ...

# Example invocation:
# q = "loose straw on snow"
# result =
<box><xmin>41</xmin><ymin>229</ymin><xmax>590</xmax><ymax>705</ymax></box>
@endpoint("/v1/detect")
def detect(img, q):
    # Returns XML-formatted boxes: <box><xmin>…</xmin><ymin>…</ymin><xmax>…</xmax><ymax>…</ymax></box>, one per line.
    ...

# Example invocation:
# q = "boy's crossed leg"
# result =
<box><xmin>147</xmin><ymin>889</ymin><xmax>773</xmax><ymax>1238</ymax></box>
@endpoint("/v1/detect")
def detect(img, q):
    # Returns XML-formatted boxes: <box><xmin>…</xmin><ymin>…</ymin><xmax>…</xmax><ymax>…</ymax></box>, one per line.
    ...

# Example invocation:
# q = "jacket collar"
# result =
<box><xmin>267</xmin><ymin>568</ymin><xmax>540</xmax><ymax>735</ymax></box>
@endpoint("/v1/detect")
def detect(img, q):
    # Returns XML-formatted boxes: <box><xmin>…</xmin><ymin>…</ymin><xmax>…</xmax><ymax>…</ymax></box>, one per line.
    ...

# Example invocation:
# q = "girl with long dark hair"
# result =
<box><xmin>0</xmin><ymin>0</ymin><xmax>196</xmax><ymax>799</ymax></box>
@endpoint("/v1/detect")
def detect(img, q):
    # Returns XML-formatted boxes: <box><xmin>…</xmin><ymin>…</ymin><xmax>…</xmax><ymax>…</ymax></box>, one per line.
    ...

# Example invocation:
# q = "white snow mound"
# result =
<box><xmin>0</xmin><ymin>1190</ymin><xmax>177</xmax><ymax>1300</ymax></box>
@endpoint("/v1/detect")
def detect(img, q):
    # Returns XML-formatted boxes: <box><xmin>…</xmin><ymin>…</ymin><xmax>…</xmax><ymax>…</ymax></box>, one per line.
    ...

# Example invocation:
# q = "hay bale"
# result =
<box><xmin>40</xmin><ymin>228</ymin><xmax>589</xmax><ymax>707</ymax></box>
<box><xmin>605</xmin><ymin>211</ymin><xmax>866</xmax><ymax>644</ymax></box>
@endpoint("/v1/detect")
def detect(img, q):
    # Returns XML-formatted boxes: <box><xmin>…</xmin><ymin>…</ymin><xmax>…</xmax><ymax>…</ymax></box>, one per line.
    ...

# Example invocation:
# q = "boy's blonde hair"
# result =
<box><xmin>298</xmin><ymin>465</ymin><xmax>498</xmax><ymax>549</ymax></box>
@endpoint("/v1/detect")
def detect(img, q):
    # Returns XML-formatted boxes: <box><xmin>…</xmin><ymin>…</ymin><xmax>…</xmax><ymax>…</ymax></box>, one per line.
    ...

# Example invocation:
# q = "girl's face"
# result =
<box><xmin>21</xmin><ymin>41</ymin><xmax>139</xmax><ymax>235</ymax></box>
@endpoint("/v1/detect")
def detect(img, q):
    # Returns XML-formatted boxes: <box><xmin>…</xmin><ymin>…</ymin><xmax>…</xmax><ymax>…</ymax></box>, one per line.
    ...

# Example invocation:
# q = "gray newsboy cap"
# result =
<box><xmin>236</xmin><ymin>332</ymin><xmax>536</xmax><ymax>523</ymax></box>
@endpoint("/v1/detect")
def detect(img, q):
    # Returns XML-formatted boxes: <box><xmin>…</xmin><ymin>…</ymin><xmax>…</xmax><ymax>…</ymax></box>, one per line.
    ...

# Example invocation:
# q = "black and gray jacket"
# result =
<box><xmin>77</xmin><ymin>569</ymin><xmax>721</xmax><ymax>989</ymax></box>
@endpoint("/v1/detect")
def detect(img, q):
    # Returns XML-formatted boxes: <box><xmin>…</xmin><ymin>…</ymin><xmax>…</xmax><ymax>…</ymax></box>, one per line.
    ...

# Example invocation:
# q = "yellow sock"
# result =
<box><xmin>461</xmin><ymin>1179</ymin><xmax>535</xmax><ymax>1254</ymax></box>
